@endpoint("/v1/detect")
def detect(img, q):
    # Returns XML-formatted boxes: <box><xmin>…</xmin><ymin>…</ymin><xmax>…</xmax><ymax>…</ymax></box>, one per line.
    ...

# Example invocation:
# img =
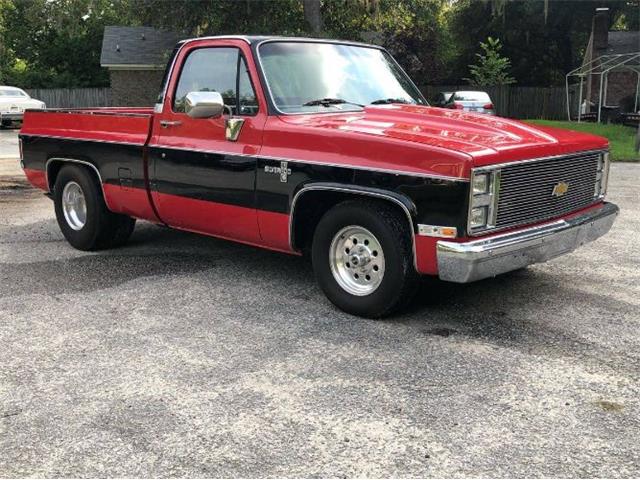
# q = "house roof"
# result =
<box><xmin>605</xmin><ymin>31</ymin><xmax>640</xmax><ymax>55</ymax></box>
<box><xmin>101</xmin><ymin>31</ymin><xmax>390</xmax><ymax>69</ymax></box>
<box><xmin>100</xmin><ymin>26</ymin><xmax>181</xmax><ymax>68</ymax></box>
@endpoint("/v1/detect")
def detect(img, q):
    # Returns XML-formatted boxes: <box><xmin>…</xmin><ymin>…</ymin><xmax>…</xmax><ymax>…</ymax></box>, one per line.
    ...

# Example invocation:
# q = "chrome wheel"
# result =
<box><xmin>61</xmin><ymin>181</ymin><xmax>87</xmax><ymax>231</ymax></box>
<box><xmin>329</xmin><ymin>225</ymin><xmax>386</xmax><ymax>296</ymax></box>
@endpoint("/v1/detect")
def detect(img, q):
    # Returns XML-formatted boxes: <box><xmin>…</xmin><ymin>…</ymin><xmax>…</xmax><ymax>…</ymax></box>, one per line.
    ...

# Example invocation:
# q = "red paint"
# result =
<box><xmin>153</xmin><ymin>191</ymin><xmax>297</xmax><ymax>255</ymax></box>
<box><xmin>153</xmin><ymin>191</ymin><xmax>261</xmax><ymax>245</ymax></box>
<box><xmin>21</xmin><ymin>109</ymin><xmax>152</xmax><ymax>145</ymax></box>
<box><xmin>263</xmin><ymin>104</ymin><xmax>608</xmax><ymax>179</ymax></box>
<box><xmin>257</xmin><ymin>210</ymin><xmax>293</xmax><ymax>253</ymax></box>
<box><xmin>414</xmin><ymin>235</ymin><xmax>440</xmax><ymax>275</ymax></box>
<box><xmin>103</xmin><ymin>184</ymin><xmax>159</xmax><ymax>222</ymax></box>
<box><xmin>149</xmin><ymin>39</ymin><xmax>269</xmax><ymax>226</ymax></box>
<box><xmin>23</xmin><ymin>168</ymin><xmax>47</xmax><ymax>191</ymax></box>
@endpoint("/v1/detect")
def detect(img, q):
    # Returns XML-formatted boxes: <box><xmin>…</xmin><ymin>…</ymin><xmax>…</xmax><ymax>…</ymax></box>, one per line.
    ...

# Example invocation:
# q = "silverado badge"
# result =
<box><xmin>264</xmin><ymin>161</ymin><xmax>292</xmax><ymax>183</ymax></box>
<box><xmin>552</xmin><ymin>181</ymin><xmax>569</xmax><ymax>197</ymax></box>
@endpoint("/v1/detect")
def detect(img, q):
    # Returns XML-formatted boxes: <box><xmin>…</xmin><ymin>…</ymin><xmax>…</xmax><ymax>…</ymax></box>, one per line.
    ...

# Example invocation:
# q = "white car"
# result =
<box><xmin>0</xmin><ymin>86</ymin><xmax>46</xmax><ymax>127</ymax></box>
<box><xmin>443</xmin><ymin>90</ymin><xmax>495</xmax><ymax>115</ymax></box>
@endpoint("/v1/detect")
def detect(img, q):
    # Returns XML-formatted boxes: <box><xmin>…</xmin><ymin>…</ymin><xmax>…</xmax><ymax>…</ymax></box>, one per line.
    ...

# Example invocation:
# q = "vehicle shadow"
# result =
<box><xmin>1</xmin><ymin>220</ymin><xmax>309</xmax><ymax>297</ymax></box>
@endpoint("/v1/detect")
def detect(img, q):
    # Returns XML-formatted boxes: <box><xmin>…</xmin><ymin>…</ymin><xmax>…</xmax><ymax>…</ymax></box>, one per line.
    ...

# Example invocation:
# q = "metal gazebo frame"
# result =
<box><xmin>566</xmin><ymin>52</ymin><xmax>640</xmax><ymax>122</ymax></box>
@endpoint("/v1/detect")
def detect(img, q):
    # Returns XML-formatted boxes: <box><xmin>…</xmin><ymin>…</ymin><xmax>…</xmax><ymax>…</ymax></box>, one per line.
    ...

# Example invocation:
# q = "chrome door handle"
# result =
<box><xmin>160</xmin><ymin>120</ymin><xmax>182</xmax><ymax>128</ymax></box>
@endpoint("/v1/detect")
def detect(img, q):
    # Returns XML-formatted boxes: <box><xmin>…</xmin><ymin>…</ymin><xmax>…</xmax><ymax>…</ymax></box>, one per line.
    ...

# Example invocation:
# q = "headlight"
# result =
<box><xmin>595</xmin><ymin>151</ymin><xmax>610</xmax><ymax>198</ymax></box>
<box><xmin>472</xmin><ymin>173</ymin><xmax>489</xmax><ymax>194</ymax></box>
<box><xmin>470</xmin><ymin>206</ymin><xmax>488</xmax><ymax>227</ymax></box>
<box><xmin>468</xmin><ymin>168</ymin><xmax>501</xmax><ymax>233</ymax></box>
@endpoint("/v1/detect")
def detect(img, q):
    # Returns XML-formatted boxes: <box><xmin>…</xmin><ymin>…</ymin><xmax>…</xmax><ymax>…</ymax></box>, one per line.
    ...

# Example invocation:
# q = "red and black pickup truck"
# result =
<box><xmin>19</xmin><ymin>36</ymin><xmax>618</xmax><ymax>318</ymax></box>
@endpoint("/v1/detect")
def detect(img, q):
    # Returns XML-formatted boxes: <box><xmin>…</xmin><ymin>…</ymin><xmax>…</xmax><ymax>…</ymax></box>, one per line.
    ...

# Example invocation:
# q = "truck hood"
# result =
<box><xmin>280</xmin><ymin>104</ymin><xmax>608</xmax><ymax>167</ymax></box>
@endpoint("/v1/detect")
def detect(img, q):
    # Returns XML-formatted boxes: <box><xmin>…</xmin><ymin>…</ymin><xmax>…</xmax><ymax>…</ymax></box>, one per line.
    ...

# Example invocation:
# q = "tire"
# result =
<box><xmin>53</xmin><ymin>164</ymin><xmax>135</xmax><ymax>251</ymax></box>
<box><xmin>311</xmin><ymin>199</ymin><xmax>419</xmax><ymax>318</ymax></box>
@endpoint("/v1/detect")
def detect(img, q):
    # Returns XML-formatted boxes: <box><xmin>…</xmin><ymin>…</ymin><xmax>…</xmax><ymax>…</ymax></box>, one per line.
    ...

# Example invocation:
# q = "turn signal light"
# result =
<box><xmin>417</xmin><ymin>225</ymin><xmax>458</xmax><ymax>238</ymax></box>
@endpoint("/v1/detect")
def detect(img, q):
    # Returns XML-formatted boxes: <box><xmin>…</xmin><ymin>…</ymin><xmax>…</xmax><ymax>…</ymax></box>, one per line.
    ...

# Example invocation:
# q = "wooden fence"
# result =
<box><xmin>24</xmin><ymin>88</ymin><xmax>112</xmax><ymax>109</ymax></box>
<box><xmin>24</xmin><ymin>85</ymin><xmax>575</xmax><ymax>119</ymax></box>
<box><xmin>420</xmin><ymin>85</ymin><xmax>573</xmax><ymax>120</ymax></box>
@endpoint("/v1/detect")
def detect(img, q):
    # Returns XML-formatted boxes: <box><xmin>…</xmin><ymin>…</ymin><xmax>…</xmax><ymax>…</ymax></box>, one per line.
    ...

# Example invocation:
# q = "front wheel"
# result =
<box><xmin>311</xmin><ymin>200</ymin><xmax>418</xmax><ymax>318</ymax></box>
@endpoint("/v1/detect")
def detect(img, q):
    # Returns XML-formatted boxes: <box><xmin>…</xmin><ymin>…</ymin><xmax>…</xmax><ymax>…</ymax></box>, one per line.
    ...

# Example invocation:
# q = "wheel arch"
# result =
<box><xmin>45</xmin><ymin>157</ymin><xmax>114</xmax><ymax>211</ymax></box>
<box><xmin>46</xmin><ymin>157</ymin><xmax>104</xmax><ymax>192</ymax></box>
<box><xmin>289</xmin><ymin>183</ymin><xmax>418</xmax><ymax>268</ymax></box>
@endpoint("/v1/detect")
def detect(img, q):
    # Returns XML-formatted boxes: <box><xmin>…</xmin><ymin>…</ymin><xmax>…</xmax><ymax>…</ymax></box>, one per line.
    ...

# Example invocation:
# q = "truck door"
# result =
<box><xmin>149</xmin><ymin>40</ymin><xmax>266</xmax><ymax>244</ymax></box>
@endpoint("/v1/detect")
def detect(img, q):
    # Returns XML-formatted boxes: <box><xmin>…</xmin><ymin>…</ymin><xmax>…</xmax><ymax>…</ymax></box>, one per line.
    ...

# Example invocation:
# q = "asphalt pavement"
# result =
<box><xmin>0</xmin><ymin>128</ymin><xmax>20</xmax><ymax>177</ymax></box>
<box><xmin>1</xmin><ymin>128</ymin><xmax>639</xmax><ymax>477</ymax></box>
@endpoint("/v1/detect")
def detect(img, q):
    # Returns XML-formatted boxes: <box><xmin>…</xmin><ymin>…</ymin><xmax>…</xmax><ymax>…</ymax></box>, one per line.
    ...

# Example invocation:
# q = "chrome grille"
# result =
<box><xmin>494</xmin><ymin>152</ymin><xmax>601</xmax><ymax>230</ymax></box>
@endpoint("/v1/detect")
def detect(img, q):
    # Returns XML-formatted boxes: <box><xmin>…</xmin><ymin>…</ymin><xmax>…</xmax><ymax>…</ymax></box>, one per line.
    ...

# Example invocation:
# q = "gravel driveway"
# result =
<box><xmin>1</xmin><ymin>143</ymin><xmax>639</xmax><ymax>477</ymax></box>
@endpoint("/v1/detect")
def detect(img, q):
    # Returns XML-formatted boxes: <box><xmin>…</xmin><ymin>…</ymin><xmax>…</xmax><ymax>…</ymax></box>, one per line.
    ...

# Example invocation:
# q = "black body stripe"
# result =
<box><xmin>149</xmin><ymin>146</ymin><xmax>256</xmax><ymax>209</ymax></box>
<box><xmin>21</xmin><ymin>135</ymin><xmax>146</xmax><ymax>190</ymax></box>
<box><xmin>20</xmin><ymin>135</ymin><xmax>469</xmax><ymax>231</ymax></box>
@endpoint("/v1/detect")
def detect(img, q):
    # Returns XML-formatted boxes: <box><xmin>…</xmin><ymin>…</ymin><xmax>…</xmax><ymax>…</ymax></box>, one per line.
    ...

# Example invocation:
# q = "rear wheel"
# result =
<box><xmin>53</xmin><ymin>164</ymin><xmax>135</xmax><ymax>250</ymax></box>
<box><xmin>311</xmin><ymin>200</ymin><xmax>418</xmax><ymax>318</ymax></box>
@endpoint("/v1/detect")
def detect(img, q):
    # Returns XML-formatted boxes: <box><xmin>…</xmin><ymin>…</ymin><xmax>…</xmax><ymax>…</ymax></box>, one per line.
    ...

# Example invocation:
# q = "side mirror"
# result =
<box><xmin>184</xmin><ymin>91</ymin><xmax>224</xmax><ymax>119</ymax></box>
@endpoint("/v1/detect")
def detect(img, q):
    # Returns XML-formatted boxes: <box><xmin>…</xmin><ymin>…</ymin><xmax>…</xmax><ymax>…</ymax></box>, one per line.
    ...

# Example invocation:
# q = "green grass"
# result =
<box><xmin>525</xmin><ymin>119</ymin><xmax>639</xmax><ymax>162</ymax></box>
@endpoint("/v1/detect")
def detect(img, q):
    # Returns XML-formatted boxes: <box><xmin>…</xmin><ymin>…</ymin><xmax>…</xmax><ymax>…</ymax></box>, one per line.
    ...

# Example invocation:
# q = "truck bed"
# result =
<box><xmin>20</xmin><ymin>108</ymin><xmax>159</xmax><ymax>222</ymax></box>
<box><xmin>20</xmin><ymin>108</ymin><xmax>154</xmax><ymax>145</ymax></box>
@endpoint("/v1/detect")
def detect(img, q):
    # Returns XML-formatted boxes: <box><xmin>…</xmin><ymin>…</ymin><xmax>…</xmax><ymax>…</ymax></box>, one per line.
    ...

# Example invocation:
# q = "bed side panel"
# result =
<box><xmin>20</xmin><ymin>110</ymin><xmax>158</xmax><ymax>222</ymax></box>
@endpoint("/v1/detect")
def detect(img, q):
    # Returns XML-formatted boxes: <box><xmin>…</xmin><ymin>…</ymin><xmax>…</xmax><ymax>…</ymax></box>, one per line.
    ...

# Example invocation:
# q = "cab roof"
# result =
<box><xmin>178</xmin><ymin>35</ymin><xmax>377</xmax><ymax>49</ymax></box>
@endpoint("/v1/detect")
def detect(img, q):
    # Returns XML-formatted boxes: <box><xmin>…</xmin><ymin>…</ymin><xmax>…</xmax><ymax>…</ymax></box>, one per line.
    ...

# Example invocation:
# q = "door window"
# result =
<box><xmin>173</xmin><ymin>47</ymin><xmax>258</xmax><ymax>116</ymax></box>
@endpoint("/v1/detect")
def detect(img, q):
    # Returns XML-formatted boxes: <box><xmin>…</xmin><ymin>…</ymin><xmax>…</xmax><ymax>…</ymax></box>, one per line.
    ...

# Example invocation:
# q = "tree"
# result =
<box><xmin>0</xmin><ymin>0</ymin><xmax>14</xmax><ymax>84</ymax></box>
<box><xmin>133</xmin><ymin>0</ymin><xmax>452</xmax><ymax>85</ymax></box>
<box><xmin>131</xmin><ymin>0</ymin><xmax>305</xmax><ymax>36</ymax></box>
<box><xmin>322</xmin><ymin>0</ymin><xmax>454</xmax><ymax>85</ymax></box>
<box><xmin>302</xmin><ymin>0</ymin><xmax>322</xmax><ymax>34</ymax></box>
<box><xmin>465</xmin><ymin>37</ymin><xmax>515</xmax><ymax>86</ymax></box>
<box><xmin>448</xmin><ymin>0</ymin><xmax>637</xmax><ymax>87</ymax></box>
<box><xmin>1</xmin><ymin>0</ymin><xmax>136</xmax><ymax>88</ymax></box>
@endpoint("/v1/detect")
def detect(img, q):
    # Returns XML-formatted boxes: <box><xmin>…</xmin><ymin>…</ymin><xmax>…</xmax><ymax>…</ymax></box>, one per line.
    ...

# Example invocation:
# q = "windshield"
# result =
<box><xmin>258</xmin><ymin>41</ymin><xmax>426</xmax><ymax>114</ymax></box>
<box><xmin>452</xmin><ymin>91</ymin><xmax>490</xmax><ymax>102</ymax></box>
<box><xmin>0</xmin><ymin>88</ymin><xmax>27</xmax><ymax>97</ymax></box>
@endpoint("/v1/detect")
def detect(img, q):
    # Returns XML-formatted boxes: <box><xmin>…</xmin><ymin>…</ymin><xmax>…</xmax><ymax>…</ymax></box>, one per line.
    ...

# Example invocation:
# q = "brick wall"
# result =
<box><xmin>109</xmin><ymin>69</ymin><xmax>165</xmax><ymax>107</ymax></box>
<box><xmin>585</xmin><ymin>71</ymin><xmax>638</xmax><ymax>110</ymax></box>
<box><xmin>605</xmin><ymin>71</ymin><xmax>638</xmax><ymax>109</ymax></box>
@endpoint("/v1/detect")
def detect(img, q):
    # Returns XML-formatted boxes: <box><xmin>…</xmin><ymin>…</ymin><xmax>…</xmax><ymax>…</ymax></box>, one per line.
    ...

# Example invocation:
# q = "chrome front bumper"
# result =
<box><xmin>0</xmin><ymin>112</ymin><xmax>23</xmax><ymax>121</ymax></box>
<box><xmin>437</xmin><ymin>202</ymin><xmax>619</xmax><ymax>283</ymax></box>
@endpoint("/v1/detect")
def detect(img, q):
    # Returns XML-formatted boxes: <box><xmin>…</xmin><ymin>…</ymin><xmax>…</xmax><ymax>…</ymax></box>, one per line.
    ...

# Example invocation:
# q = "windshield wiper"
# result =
<box><xmin>302</xmin><ymin>97</ymin><xmax>364</xmax><ymax>108</ymax></box>
<box><xmin>370</xmin><ymin>98</ymin><xmax>411</xmax><ymax>105</ymax></box>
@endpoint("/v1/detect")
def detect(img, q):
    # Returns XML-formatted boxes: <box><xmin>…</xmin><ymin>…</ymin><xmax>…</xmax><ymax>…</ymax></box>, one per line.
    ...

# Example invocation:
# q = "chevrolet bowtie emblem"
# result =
<box><xmin>552</xmin><ymin>181</ymin><xmax>569</xmax><ymax>197</ymax></box>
